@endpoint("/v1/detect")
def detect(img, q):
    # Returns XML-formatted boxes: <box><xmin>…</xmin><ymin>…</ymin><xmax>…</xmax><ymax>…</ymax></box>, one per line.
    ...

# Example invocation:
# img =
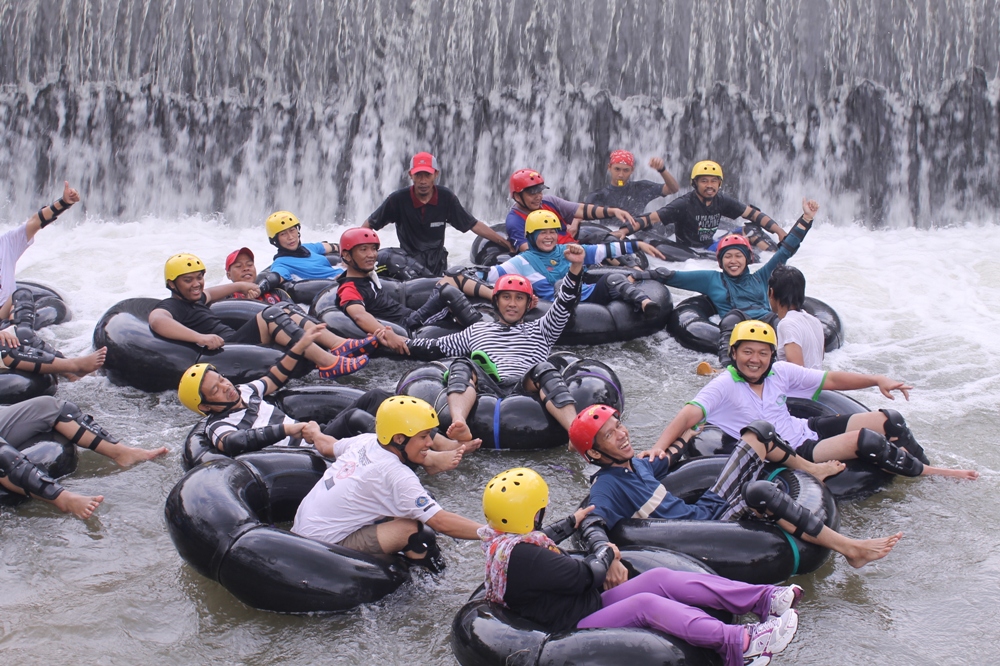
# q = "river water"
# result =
<box><xmin>2</xmin><ymin>0</ymin><xmax>999</xmax><ymax>663</ymax></box>
<box><xmin>0</xmin><ymin>216</ymin><xmax>997</xmax><ymax>665</ymax></box>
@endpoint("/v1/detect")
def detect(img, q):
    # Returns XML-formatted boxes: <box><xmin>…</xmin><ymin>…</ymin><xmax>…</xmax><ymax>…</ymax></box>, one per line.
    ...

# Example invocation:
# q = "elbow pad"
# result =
<box><xmin>256</xmin><ymin>271</ymin><xmax>284</xmax><ymax>293</ymax></box>
<box><xmin>541</xmin><ymin>515</ymin><xmax>577</xmax><ymax>544</ymax></box>
<box><xmin>579</xmin><ymin>513</ymin><xmax>611</xmax><ymax>552</ymax></box>
<box><xmin>583</xmin><ymin>543</ymin><xmax>615</xmax><ymax>589</ymax></box>
<box><xmin>220</xmin><ymin>424</ymin><xmax>287</xmax><ymax>456</ymax></box>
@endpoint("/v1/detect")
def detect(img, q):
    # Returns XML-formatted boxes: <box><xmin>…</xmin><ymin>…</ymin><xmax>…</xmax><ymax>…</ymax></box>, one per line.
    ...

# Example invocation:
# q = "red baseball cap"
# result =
<box><xmin>225</xmin><ymin>247</ymin><xmax>254</xmax><ymax>271</ymax></box>
<box><xmin>410</xmin><ymin>152</ymin><xmax>439</xmax><ymax>175</ymax></box>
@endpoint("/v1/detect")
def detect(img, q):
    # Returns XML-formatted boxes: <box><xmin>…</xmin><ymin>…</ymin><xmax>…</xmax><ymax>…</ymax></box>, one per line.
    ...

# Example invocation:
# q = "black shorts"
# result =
<box><xmin>224</xmin><ymin>318</ymin><xmax>264</xmax><ymax>345</ymax></box>
<box><xmin>797</xmin><ymin>414</ymin><xmax>853</xmax><ymax>461</ymax></box>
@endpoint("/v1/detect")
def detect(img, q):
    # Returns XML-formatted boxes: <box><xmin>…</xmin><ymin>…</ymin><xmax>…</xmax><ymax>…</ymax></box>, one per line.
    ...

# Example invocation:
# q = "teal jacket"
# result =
<box><xmin>663</xmin><ymin>221</ymin><xmax>810</xmax><ymax>317</ymax></box>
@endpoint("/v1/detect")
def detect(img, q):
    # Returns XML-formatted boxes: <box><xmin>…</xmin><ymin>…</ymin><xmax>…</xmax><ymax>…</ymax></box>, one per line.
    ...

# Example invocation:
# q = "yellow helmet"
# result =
<box><xmin>178</xmin><ymin>363</ymin><xmax>215</xmax><ymax>414</ymax></box>
<box><xmin>690</xmin><ymin>160</ymin><xmax>724</xmax><ymax>181</ymax></box>
<box><xmin>729</xmin><ymin>320</ymin><xmax>777</xmax><ymax>348</ymax></box>
<box><xmin>375</xmin><ymin>396</ymin><xmax>439</xmax><ymax>445</ymax></box>
<box><xmin>266</xmin><ymin>211</ymin><xmax>301</xmax><ymax>241</ymax></box>
<box><xmin>164</xmin><ymin>253</ymin><xmax>206</xmax><ymax>285</ymax></box>
<box><xmin>524</xmin><ymin>209</ymin><xmax>562</xmax><ymax>235</ymax></box>
<box><xmin>482</xmin><ymin>467</ymin><xmax>549</xmax><ymax>534</ymax></box>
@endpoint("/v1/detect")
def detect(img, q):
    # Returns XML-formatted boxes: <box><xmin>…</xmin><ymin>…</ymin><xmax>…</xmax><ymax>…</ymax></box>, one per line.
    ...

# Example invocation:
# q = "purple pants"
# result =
<box><xmin>576</xmin><ymin>568</ymin><xmax>776</xmax><ymax>666</ymax></box>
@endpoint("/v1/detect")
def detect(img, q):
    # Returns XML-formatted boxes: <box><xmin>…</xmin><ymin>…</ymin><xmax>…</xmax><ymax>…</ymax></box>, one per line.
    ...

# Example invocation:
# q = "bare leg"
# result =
<box><xmin>1</xmin><ymin>476</ymin><xmax>103</xmax><ymax>520</ymax></box>
<box><xmin>375</xmin><ymin>518</ymin><xmax>422</xmax><ymax>555</ymax></box>
<box><xmin>3</xmin><ymin>346</ymin><xmax>107</xmax><ymax>378</ymax></box>
<box><xmin>52</xmin><ymin>421</ymin><xmax>168</xmax><ymax>468</ymax></box>
<box><xmin>446</xmin><ymin>386</ymin><xmax>477</xmax><ymax>442</ymax></box>
<box><xmin>263</xmin><ymin>318</ymin><xmax>353</xmax><ymax>369</ymax></box>
<box><xmin>782</xmin><ymin>520</ymin><xmax>903</xmax><ymax>568</ymax></box>
<box><xmin>287</xmin><ymin>313</ymin><xmax>349</xmax><ymax>349</ymax></box>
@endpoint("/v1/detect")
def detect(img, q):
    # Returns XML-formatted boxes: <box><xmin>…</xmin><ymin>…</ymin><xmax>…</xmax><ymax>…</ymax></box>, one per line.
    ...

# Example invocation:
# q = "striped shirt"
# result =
<box><xmin>205</xmin><ymin>380</ymin><xmax>297</xmax><ymax>448</ymax></box>
<box><xmin>488</xmin><ymin>241</ymin><xmax>639</xmax><ymax>301</ymax></box>
<box><xmin>408</xmin><ymin>272</ymin><xmax>581</xmax><ymax>381</ymax></box>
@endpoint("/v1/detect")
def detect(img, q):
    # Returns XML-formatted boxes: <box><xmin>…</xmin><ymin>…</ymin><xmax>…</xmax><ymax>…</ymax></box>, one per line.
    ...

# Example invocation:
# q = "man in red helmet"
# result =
<box><xmin>405</xmin><ymin>244</ymin><xmax>587</xmax><ymax>443</ymax></box>
<box><xmin>622</xmin><ymin>160</ymin><xmax>786</xmax><ymax>250</ymax></box>
<box><xmin>583</xmin><ymin>150</ymin><xmax>680</xmax><ymax>218</ymax></box>
<box><xmin>505</xmin><ymin>169</ymin><xmax>636</xmax><ymax>253</ymax></box>
<box><xmin>334</xmin><ymin>227</ymin><xmax>492</xmax><ymax>354</ymax></box>
<box><xmin>568</xmin><ymin>404</ymin><xmax>905</xmax><ymax>574</ymax></box>
<box><xmin>362</xmin><ymin>152</ymin><xmax>512</xmax><ymax>277</ymax></box>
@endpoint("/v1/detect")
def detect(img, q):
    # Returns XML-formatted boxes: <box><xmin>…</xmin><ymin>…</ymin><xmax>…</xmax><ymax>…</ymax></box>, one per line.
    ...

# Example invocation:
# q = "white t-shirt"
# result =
<box><xmin>0</xmin><ymin>223</ymin><xmax>33</xmax><ymax>312</ymax></box>
<box><xmin>292</xmin><ymin>433</ymin><xmax>441</xmax><ymax>546</ymax></box>
<box><xmin>205</xmin><ymin>380</ymin><xmax>297</xmax><ymax>448</ymax></box>
<box><xmin>776</xmin><ymin>310</ymin><xmax>825</xmax><ymax>370</ymax></box>
<box><xmin>689</xmin><ymin>362</ymin><xmax>827</xmax><ymax>449</ymax></box>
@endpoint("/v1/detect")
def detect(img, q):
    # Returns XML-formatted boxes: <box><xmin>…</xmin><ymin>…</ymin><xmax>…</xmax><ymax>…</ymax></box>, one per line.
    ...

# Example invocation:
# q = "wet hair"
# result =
<box><xmin>768</xmin><ymin>264</ymin><xmax>806</xmax><ymax>310</ymax></box>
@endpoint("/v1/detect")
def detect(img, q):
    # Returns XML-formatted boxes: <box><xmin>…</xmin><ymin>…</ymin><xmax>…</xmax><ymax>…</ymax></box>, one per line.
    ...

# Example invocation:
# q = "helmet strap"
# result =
<box><xmin>389</xmin><ymin>437</ymin><xmax>420</xmax><ymax>470</ymax></box>
<box><xmin>590</xmin><ymin>442</ymin><xmax>630</xmax><ymax>466</ymax></box>
<box><xmin>533</xmin><ymin>507</ymin><xmax>547</xmax><ymax>532</ymax></box>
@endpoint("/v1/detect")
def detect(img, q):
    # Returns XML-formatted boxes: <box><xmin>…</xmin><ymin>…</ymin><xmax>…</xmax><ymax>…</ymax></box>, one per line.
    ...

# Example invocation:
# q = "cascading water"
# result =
<box><xmin>1</xmin><ymin>0</ymin><xmax>998</xmax><ymax>226</ymax></box>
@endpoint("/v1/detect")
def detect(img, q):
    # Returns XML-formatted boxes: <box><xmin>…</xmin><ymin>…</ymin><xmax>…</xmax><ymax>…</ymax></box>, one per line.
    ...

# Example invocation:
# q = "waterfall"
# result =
<box><xmin>1</xmin><ymin>0</ymin><xmax>997</xmax><ymax>226</ymax></box>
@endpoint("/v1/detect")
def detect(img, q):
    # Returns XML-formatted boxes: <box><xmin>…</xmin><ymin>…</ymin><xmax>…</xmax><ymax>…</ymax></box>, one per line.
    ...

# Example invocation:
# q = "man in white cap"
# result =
<box><xmin>363</xmin><ymin>151</ymin><xmax>512</xmax><ymax>276</ymax></box>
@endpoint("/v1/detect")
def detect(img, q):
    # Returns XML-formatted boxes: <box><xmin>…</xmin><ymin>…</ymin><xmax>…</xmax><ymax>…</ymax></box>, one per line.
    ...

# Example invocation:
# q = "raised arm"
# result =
<box><xmin>27</xmin><ymin>181</ymin><xmax>80</xmax><ymax>240</ymax></box>
<box><xmin>740</xmin><ymin>204</ymin><xmax>786</xmax><ymax>241</ymax></box>
<box><xmin>649</xmin><ymin>157</ymin><xmax>679</xmax><ymax>195</ymax></box>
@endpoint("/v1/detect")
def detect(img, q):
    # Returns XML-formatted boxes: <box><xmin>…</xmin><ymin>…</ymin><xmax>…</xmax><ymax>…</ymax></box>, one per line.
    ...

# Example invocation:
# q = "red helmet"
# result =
<box><xmin>716</xmin><ymin>233</ymin><xmax>752</xmax><ymax>268</ymax></box>
<box><xmin>509</xmin><ymin>169</ymin><xmax>546</xmax><ymax>196</ymax></box>
<box><xmin>493</xmin><ymin>274</ymin><xmax>534</xmax><ymax>298</ymax></box>
<box><xmin>341</xmin><ymin>227</ymin><xmax>381</xmax><ymax>253</ymax></box>
<box><xmin>569</xmin><ymin>404</ymin><xmax>619</xmax><ymax>457</ymax></box>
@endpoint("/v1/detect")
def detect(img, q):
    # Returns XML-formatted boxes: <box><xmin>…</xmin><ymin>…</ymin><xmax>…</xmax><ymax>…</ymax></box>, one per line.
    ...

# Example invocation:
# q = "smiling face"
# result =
<box><xmin>226</xmin><ymin>252</ymin><xmax>256</xmax><ymax>283</ymax></box>
<box><xmin>496</xmin><ymin>291</ymin><xmax>530</xmax><ymax>324</ymax></box>
<box><xmin>609</xmin><ymin>163</ymin><xmax>634</xmax><ymax>186</ymax></box>
<box><xmin>591</xmin><ymin>416</ymin><xmax>634</xmax><ymax>463</ymax></box>
<box><xmin>197</xmin><ymin>370</ymin><xmax>241</xmax><ymax>412</ymax></box>
<box><xmin>533</xmin><ymin>228</ymin><xmax>559</xmax><ymax>252</ymax></box>
<box><xmin>169</xmin><ymin>271</ymin><xmax>206</xmax><ymax>301</ymax></box>
<box><xmin>732</xmin><ymin>340</ymin><xmax>774</xmax><ymax>383</ymax></box>
<box><xmin>720</xmin><ymin>248</ymin><xmax>748</xmax><ymax>276</ymax></box>
<box><xmin>399</xmin><ymin>429</ymin><xmax>435</xmax><ymax>465</ymax></box>
<box><xmin>694</xmin><ymin>175</ymin><xmax>721</xmax><ymax>199</ymax></box>
<box><xmin>276</xmin><ymin>226</ymin><xmax>301</xmax><ymax>251</ymax></box>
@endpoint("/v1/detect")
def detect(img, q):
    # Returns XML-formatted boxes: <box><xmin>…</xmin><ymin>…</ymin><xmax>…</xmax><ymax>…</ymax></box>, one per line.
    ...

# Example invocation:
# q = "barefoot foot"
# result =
<box><xmin>107</xmin><ymin>445</ymin><xmax>169</xmax><ymax>468</ymax></box>
<box><xmin>809</xmin><ymin>459</ymin><xmax>846</xmax><ymax>482</ymax></box>
<box><xmin>845</xmin><ymin>532</ymin><xmax>903</xmax><ymax>568</ymax></box>
<box><xmin>53</xmin><ymin>491</ymin><xmax>104</xmax><ymax>520</ymax></box>
<box><xmin>70</xmin><ymin>347</ymin><xmax>107</xmax><ymax>376</ymax></box>
<box><xmin>446</xmin><ymin>421</ymin><xmax>473</xmax><ymax>442</ymax></box>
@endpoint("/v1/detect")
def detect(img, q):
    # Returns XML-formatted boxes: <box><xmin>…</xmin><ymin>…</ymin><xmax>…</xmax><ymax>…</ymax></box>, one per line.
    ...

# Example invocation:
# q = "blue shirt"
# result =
<box><xmin>589</xmin><ymin>457</ymin><xmax>727</xmax><ymax>531</ymax></box>
<box><xmin>269</xmin><ymin>243</ymin><xmax>344</xmax><ymax>281</ymax></box>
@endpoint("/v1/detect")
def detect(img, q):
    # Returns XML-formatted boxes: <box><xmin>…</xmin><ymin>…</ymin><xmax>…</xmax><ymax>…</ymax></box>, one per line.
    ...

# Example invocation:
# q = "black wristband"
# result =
<box><xmin>797</xmin><ymin>215</ymin><xmax>813</xmax><ymax>229</ymax></box>
<box><xmin>657</xmin><ymin>167</ymin><xmax>666</xmax><ymax>173</ymax></box>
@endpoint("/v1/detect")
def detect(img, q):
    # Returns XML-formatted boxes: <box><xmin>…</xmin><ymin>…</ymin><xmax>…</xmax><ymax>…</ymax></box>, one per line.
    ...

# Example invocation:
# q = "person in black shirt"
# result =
<box><xmin>478</xmin><ymin>467</ymin><xmax>803</xmax><ymax>666</ymax></box>
<box><xmin>334</xmin><ymin>228</ymin><xmax>489</xmax><ymax>355</ymax></box>
<box><xmin>149</xmin><ymin>253</ymin><xmax>376</xmax><ymax>378</ymax></box>
<box><xmin>623</xmin><ymin>160</ymin><xmax>788</xmax><ymax>250</ymax></box>
<box><xmin>584</xmin><ymin>150</ymin><xmax>679</xmax><ymax>218</ymax></box>
<box><xmin>363</xmin><ymin>152</ymin><xmax>512</xmax><ymax>276</ymax></box>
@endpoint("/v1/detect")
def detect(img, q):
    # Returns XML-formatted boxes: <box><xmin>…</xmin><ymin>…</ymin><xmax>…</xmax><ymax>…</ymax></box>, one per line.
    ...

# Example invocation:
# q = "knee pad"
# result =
<box><xmin>261</xmin><ymin>305</ymin><xmax>304</xmax><ymax>345</ymax></box>
<box><xmin>743</xmin><ymin>480</ymin><xmax>824</xmax><ymax>539</ymax></box>
<box><xmin>0</xmin><ymin>443</ymin><xmax>64</xmax><ymax>501</ymax></box>
<box><xmin>10</xmin><ymin>288</ymin><xmax>36</xmax><ymax>329</ymax></box>
<box><xmin>740</xmin><ymin>420</ymin><xmax>795</xmax><ymax>463</ymax></box>
<box><xmin>856</xmin><ymin>428</ymin><xmax>923</xmax><ymax>477</ymax></box>
<box><xmin>439</xmin><ymin>284</ymin><xmax>482</xmax><ymax>328</ymax></box>
<box><xmin>57</xmin><ymin>403</ymin><xmax>120</xmax><ymax>451</ymax></box>
<box><xmin>405</xmin><ymin>522</ymin><xmax>445</xmax><ymax>573</ymax></box>
<box><xmin>0</xmin><ymin>345</ymin><xmax>56</xmax><ymax>373</ymax></box>
<box><xmin>879</xmin><ymin>408</ymin><xmax>928</xmax><ymax>464</ymax></box>
<box><xmin>445</xmin><ymin>358</ymin><xmax>477</xmax><ymax>395</ymax></box>
<box><xmin>529</xmin><ymin>361</ymin><xmax>575</xmax><ymax>409</ymax></box>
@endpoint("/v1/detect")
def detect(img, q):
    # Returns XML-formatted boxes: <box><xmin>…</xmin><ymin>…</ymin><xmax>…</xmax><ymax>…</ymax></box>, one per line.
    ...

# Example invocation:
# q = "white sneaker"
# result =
<box><xmin>768</xmin><ymin>584</ymin><xmax>803</xmax><ymax>619</ymax></box>
<box><xmin>744</xmin><ymin>609</ymin><xmax>799</xmax><ymax>663</ymax></box>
